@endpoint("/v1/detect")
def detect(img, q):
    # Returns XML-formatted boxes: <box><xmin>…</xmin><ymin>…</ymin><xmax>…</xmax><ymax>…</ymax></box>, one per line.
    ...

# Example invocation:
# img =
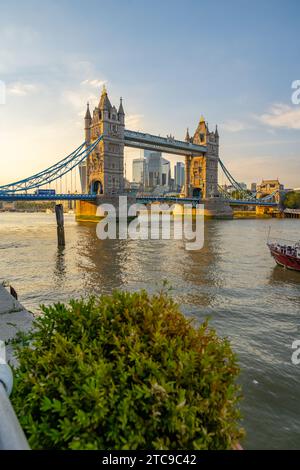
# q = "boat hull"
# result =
<box><xmin>269</xmin><ymin>248</ymin><xmax>300</xmax><ymax>272</ymax></box>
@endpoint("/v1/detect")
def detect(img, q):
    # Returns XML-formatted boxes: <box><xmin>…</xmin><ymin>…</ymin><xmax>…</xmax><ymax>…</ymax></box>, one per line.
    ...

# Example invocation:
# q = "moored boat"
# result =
<box><xmin>267</xmin><ymin>239</ymin><xmax>300</xmax><ymax>272</ymax></box>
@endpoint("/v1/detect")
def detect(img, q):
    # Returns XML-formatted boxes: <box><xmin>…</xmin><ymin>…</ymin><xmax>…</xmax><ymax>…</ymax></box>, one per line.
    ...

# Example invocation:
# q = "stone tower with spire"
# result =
<box><xmin>184</xmin><ymin>116</ymin><xmax>219</xmax><ymax>198</ymax></box>
<box><xmin>83</xmin><ymin>86</ymin><xmax>125</xmax><ymax>195</ymax></box>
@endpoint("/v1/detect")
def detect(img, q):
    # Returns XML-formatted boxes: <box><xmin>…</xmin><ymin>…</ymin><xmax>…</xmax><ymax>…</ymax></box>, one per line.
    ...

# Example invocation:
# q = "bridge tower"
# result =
<box><xmin>184</xmin><ymin>117</ymin><xmax>219</xmax><ymax>199</ymax></box>
<box><xmin>84</xmin><ymin>86</ymin><xmax>125</xmax><ymax>195</ymax></box>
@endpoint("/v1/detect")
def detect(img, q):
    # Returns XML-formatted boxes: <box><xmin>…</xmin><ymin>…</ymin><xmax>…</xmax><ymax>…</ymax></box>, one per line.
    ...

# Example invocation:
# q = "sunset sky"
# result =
<box><xmin>0</xmin><ymin>0</ymin><xmax>300</xmax><ymax>188</ymax></box>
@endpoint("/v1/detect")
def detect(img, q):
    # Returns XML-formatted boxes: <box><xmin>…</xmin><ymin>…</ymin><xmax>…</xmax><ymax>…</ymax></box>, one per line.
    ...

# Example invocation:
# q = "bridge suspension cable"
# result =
<box><xmin>218</xmin><ymin>157</ymin><xmax>279</xmax><ymax>203</ymax></box>
<box><xmin>0</xmin><ymin>135</ymin><xmax>103</xmax><ymax>194</ymax></box>
<box><xmin>218</xmin><ymin>158</ymin><xmax>255</xmax><ymax>200</ymax></box>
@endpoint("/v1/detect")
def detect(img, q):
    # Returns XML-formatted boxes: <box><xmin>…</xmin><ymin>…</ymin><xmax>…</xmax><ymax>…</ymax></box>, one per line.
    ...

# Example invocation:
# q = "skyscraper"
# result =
<box><xmin>161</xmin><ymin>158</ymin><xmax>171</xmax><ymax>187</ymax></box>
<box><xmin>174</xmin><ymin>162</ymin><xmax>185</xmax><ymax>191</ymax></box>
<box><xmin>132</xmin><ymin>158</ymin><xmax>148</xmax><ymax>187</ymax></box>
<box><xmin>145</xmin><ymin>150</ymin><xmax>170</xmax><ymax>189</ymax></box>
<box><xmin>145</xmin><ymin>150</ymin><xmax>161</xmax><ymax>188</ymax></box>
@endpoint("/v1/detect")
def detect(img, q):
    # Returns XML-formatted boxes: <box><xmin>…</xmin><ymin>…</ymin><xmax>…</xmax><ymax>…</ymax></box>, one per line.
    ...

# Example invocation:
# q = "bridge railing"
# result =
<box><xmin>0</xmin><ymin>193</ymin><xmax>97</xmax><ymax>201</ymax></box>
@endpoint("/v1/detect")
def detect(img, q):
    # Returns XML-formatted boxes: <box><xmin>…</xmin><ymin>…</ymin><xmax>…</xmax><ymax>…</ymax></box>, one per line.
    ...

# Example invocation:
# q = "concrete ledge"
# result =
<box><xmin>0</xmin><ymin>285</ymin><xmax>33</xmax><ymax>365</ymax></box>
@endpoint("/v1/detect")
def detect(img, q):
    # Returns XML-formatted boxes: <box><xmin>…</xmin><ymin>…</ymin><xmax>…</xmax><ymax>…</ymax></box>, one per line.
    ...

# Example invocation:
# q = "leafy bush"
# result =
<box><xmin>12</xmin><ymin>290</ymin><xmax>243</xmax><ymax>449</ymax></box>
<box><xmin>283</xmin><ymin>191</ymin><xmax>300</xmax><ymax>209</ymax></box>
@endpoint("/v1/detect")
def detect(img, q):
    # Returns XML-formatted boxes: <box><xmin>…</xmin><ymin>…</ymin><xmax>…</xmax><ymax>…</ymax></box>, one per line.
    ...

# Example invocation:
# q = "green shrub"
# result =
<box><xmin>283</xmin><ymin>191</ymin><xmax>300</xmax><ymax>209</ymax></box>
<box><xmin>11</xmin><ymin>290</ymin><xmax>243</xmax><ymax>449</ymax></box>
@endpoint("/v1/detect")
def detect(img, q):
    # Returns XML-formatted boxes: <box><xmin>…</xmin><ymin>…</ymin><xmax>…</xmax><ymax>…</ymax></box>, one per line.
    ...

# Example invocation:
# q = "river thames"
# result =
<box><xmin>0</xmin><ymin>212</ymin><xmax>299</xmax><ymax>449</ymax></box>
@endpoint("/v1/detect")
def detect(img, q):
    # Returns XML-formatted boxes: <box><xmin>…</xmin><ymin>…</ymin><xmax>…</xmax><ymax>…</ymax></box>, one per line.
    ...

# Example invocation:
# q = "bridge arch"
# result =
<box><xmin>192</xmin><ymin>188</ymin><xmax>201</xmax><ymax>198</ymax></box>
<box><xmin>90</xmin><ymin>180</ymin><xmax>103</xmax><ymax>195</ymax></box>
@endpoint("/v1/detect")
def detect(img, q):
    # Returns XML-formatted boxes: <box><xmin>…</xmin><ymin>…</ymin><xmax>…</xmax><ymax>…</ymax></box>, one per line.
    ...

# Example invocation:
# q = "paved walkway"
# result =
<box><xmin>0</xmin><ymin>285</ymin><xmax>33</xmax><ymax>365</ymax></box>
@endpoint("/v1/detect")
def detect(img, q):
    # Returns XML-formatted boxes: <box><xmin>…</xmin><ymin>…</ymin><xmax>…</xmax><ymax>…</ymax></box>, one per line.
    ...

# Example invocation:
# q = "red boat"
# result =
<box><xmin>267</xmin><ymin>239</ymin><xmax>300</xmax><ymax>272</ymax></box>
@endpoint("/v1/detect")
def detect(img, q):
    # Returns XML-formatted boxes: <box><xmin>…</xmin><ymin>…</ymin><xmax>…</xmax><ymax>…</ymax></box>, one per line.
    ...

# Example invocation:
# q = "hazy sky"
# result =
<box><xmin>0</xmin><ymin>0</ymin><xmax>300</xmax><ymax>188</ymax></box>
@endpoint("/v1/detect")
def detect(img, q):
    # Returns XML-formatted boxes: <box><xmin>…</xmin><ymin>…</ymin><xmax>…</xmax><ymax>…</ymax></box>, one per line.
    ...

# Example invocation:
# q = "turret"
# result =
<box><xmin>99</xmin><ymin>84</ymin><xmax>112</xmax><ymax>120</ymax></box>
<box><xmin>118</xmin><ymin>97</ymin><xmax>125</xmax><ymax>125</ymax></box>
<box><xmin>185</xmin><ymin>127</ymin><xmax>190</xmax><ymax>142</ymax></box>
<box><xmin>215</xmin><ymin>125</ymin><xmax>219</xmax><ymax>140</ymax></box>
<box><xmin>84</xmin><ymin>102</ymin><xmax>91</xmax><ymax>144</ymax></box>
<box><xmin>192</xmin><ymin>115</ymin><xmax>207</xmax><ymax>145</ymax></box>
<box><xmin>205</xmin><ymin>122</ymin><xmax>210</xmax><ymax>136</ymax></box>
<box><xmin>85</xmin><ymin>102</ymin><xmax>91</xmax><ymax>121</ymax></box>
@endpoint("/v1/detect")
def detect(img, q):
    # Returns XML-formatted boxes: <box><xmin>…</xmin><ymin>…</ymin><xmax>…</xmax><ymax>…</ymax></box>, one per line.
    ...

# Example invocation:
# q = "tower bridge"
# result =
<box><xmin>81</xmin><ymin>87</ymin><xmax>219</xmax><ymax>201</ymax></box>
<box><xmin>0</xmin><ymin>85</ymin><xmax>279</xmax><ymax>219</ymax></box>
<box><xmin>76</xmin><ymin>85</ymin><xmax>226</xmax><ymax>219</ymax></box>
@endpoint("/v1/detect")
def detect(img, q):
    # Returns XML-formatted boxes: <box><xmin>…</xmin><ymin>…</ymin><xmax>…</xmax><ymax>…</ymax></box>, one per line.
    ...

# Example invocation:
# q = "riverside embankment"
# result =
<box><xmin>0</xmin><ymin>284</ymin><xmax>33</xmax><ymax>365</ymax></box>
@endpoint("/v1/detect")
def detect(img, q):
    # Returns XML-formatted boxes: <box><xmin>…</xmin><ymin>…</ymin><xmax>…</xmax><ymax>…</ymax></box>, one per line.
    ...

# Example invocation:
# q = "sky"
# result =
<box><xmin>0</xmin><ymin>0</ymin><xmax>300</xmax><ymax>188</ymax></box>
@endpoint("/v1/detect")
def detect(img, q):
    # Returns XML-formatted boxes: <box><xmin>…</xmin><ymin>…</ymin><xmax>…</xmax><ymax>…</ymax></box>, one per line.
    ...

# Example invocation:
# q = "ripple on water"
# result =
<box><xmin>1</xmin><ymin>213</ymin><xmax>300</xmax><ymax>449</ymax></box>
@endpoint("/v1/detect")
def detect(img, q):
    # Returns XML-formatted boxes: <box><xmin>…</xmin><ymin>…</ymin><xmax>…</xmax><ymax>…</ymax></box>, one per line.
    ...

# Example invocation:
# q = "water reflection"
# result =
<box><xmin>269</xmin><ymin>265</ymin><xmax>300</xmax><ymax>287</ymax></box>
<box><xmin>53</xmin><ymin>247</ymin><xmax>66</xmax><ymax>287</ymax></box>
<box><xmin>73</xmin><ymin>219</ymin><xmax>225</xmax><ymax>312</ymax></box>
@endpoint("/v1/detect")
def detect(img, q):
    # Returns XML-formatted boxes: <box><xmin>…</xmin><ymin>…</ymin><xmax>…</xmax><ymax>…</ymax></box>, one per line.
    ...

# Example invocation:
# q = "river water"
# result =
<box><xmin>0</xmin><ymin>212</ymin><xmax>299</xmax><ymax>449</ymax></box>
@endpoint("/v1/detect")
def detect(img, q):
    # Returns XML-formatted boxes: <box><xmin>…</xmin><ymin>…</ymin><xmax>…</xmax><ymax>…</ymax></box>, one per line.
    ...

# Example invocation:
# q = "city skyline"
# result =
<box><xmin>0</xmin><ymin>0</ymin><xmax>300</xmax><ymax>187</ymax></box>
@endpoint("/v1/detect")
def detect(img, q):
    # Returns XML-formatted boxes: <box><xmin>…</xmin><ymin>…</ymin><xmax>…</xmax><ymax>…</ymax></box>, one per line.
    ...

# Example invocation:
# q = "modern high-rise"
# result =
<box><xmin>132</xmin><ymin>158</ymin><xmax>148</xmax><ymax>187</ymax></box>
<box><xmin>145</xmin><ymin>150</ymin><xmax>171</xmax><ymax>189</ymax></box>
<box><xmin>145</xmin><ymin>150</ymin><xmax>161</xmax><ymax>187</ymax></box>
<box><xmin>174</xmin><ymin>162</ymin><xmax>185</xmax><ymax>191</ymax></box>
<box><xmin>161</xmin><ymin>158</ymin><xmax>171</xmax><ymax>187</ymax></box>
<box><xmin>79</xmin><ymin>162</ymin><xmax>88</xmax><ymax>193</ymax></box>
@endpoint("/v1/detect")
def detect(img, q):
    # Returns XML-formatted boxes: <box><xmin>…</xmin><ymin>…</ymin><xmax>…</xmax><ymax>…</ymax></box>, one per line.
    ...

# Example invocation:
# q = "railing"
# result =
<box><xmin>0</xmin><ymin>362</ymin><xmax>30</xmax><ymax>450</ymax></box>
<box><xmin>0</xmin><ymin>193</ymin><xmax>96</xmax><ymax>202</ymax></box>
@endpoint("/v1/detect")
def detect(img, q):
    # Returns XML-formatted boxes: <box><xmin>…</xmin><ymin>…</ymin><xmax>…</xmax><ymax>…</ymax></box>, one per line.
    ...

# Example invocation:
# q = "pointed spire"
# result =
<box><xmin>215</xmin><ymin>124</ymin><xmax>219</xmax><ymax>137</ymax></box>
<box><xmin>185</xmin><ymin>127</ymin><xmax>190</xmax><ymax>142</ymax></box>
<box><xmin>99</xmin><ymin>84</ymin><xmax>112</xmax><ymax>110</ymax></box>
<box><xmin>118</xmin><ymin>97</ymin><xmax>125</xmax><ymax>115</ymax></box>
<box><xmin>85</xmin><ymin>102</ymin><xmax>91</xmax><ymax>120</ymax></box>
<box><xmin>200</xmin><ymin>115</ymin><xmax>205</xmax><ymax>123</ymax></box>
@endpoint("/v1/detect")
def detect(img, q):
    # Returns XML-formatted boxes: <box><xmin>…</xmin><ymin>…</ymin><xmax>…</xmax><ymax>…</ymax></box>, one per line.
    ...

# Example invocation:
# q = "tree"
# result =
<box><xmin>283</xmin><ymin>192</ymin><xmax>300</xmax><ymax>209</ymax></box>
<box><xmin>231</xmin><ymin>189</ymin><xmax>252</xmax><ymax>200</ymax></box>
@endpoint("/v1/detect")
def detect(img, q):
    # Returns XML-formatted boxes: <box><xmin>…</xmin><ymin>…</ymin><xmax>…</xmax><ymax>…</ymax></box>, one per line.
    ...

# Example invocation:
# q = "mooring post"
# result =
<box><xmin>55</xmin><ymin>204</ymin><xmax>65</xmax><ymax>247</ymax></box>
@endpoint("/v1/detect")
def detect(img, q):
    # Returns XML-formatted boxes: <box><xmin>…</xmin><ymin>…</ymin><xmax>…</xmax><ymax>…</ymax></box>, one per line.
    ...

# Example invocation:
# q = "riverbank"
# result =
<box><xmin>0</xmin><ymin>284</ymin><xmax>33</xmax><ymax>365</ymax></box>
<box><xmin>233</xmin><ymin>210</ymin><xmax>281</xmax><ymax>219</ymax></box>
